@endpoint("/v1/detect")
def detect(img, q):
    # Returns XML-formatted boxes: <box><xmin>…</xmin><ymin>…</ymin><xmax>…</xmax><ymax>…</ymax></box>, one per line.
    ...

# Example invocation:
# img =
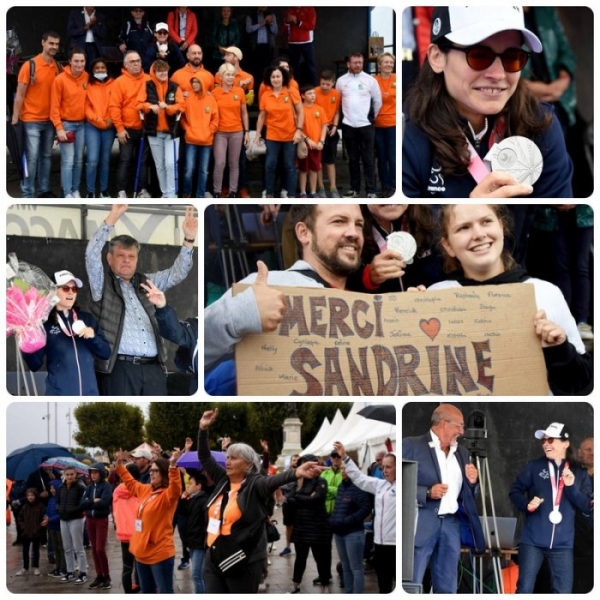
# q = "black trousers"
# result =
<box><xmin>116</xmin><ymin>128</ymin><xmax>149</xmax><ymax>193</ymax></box>
<box><xmin>292</xmin><ymin>541</ymin><xmax>331</xmax><ymax>584</ymax></box>
<box><xmin>98</xmin><ymin>360</ymin><xmax>167</xmax><ymax>396</ymax></box>
<box><xmin>374</xmin><ymin>543</ymin><xmax>396</xmax><ymax>593</ymax></box>
<box><xmin>341</xmin><ymin>124</ymin><xmax>376</xmax><ymax>194</ymax></box>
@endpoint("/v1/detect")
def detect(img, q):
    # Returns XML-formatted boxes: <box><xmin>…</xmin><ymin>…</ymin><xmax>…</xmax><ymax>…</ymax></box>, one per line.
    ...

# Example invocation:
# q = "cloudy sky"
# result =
<box><xmin>6</xmin><ymin>401</ymin><xmax>149</xmax><ymax>455</ymax></box>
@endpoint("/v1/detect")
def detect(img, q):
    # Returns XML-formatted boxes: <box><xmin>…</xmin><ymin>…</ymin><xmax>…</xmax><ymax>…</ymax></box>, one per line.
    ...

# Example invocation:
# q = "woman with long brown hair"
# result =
<box><xmin>402</xmin><ymin>6</ymin><xmax>573</xmax><ymax>198</ymax></box>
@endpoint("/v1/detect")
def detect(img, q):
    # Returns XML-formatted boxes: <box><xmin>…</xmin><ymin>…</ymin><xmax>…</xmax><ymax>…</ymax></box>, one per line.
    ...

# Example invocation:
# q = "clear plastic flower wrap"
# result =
<box><xmin>6</xmin><ymin>253</ymin><xmax>57</xmax><ymax>353</ymax></box>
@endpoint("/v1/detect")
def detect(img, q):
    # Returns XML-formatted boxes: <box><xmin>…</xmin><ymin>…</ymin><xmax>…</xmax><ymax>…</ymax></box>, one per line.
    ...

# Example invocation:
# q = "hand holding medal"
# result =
<box><xmin>386</xmin><ymin>232</ymin><xmax>417</xmax><ymax>292</ymax></box>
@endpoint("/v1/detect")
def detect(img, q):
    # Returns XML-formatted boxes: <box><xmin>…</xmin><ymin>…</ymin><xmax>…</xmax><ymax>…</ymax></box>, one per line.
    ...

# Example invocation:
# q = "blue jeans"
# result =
<box><xmin>85</xmin><ymin>122</ymin><xmax>115</xmax><ymax>194</ymax></box>
<box><xmin>21</xmin><ymin>120</ymin><xmax>55</xmax><ymax>197</ymax></box>
<box><xmin>375</xmin><ymin>126</ymin><xmax>396</xmax><ymax>191</ymax></box>
<box><xmin>190</xmin><ymin>548</ymin><xmax>206</xmax><ymax>593</ymax></box>
<box><xmin>59</xmin><ymin>121</ymin><xmax>85</xmax><ymax>196</ymax></box>
<box><xmin>516</xmin><ymin>544</ymin><xmax>573</xmax><ymax>593</ymax></box>
<box><xmin>265</xmin><ymin>139</ymin><xmax>297</xmax><ymax>197</ymax></box>
<box><xmin>412</xmin><ymin>513</ymin><xmax>461</xmax><ymax>593</ymax></box>
<box><xmin>185</xmin><ymin>143</ymin><xmax>212</xmax><ymax>197</ymax></box>
<box><xmin>136</xmin><ymin>557</ymin><xmax>175</xmax><ymax>594</ymax></box>
<box><xmin>148</xmin><ymin>132</ymin><xmax>179</xmax><ymax>197</ymax></box>
<box><xmin>334</xmin><ymin>530</ymin><xmax>365</xmax><ymax>593</ymax></box>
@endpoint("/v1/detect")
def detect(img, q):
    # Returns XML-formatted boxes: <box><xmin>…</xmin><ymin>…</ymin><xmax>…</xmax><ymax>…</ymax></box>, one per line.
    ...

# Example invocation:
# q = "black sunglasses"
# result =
<box><xmin>449</xmin><ymin>45</ymin><xmax>530</xmax><ymax>73</ymax></box>
<box><xmin>541</xmin><ymin>437</ymin><xmax>558</xmax><ymax>444</ymax></box>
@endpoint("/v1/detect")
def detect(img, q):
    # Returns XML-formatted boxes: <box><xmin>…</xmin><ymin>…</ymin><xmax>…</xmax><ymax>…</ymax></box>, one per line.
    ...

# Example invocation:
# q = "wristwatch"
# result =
<box><xmin>426</xmin><ymin>487</ymin><xmax>432</xmax><ymax>499</ymax></box>
<box><xmin>184</xmin><ymin>237</ymin><xmax>195</xmax><ymax>243</ymax></box>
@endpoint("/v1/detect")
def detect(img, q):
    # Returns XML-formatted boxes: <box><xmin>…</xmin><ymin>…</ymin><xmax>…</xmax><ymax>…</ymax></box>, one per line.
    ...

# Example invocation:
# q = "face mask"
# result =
<box><xmin>94</xmin><ymin>72</ymin><xmax>108</xmax><ymax>81</ymax></box>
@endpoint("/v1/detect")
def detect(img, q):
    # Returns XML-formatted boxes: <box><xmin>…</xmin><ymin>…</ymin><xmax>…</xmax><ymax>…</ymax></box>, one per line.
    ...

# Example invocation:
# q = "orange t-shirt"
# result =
<box><xmin>258</xmin><ymin>78</ymin><xmax>299</xmax><ymax>104</ymax></box>
<box><xmin>259</xmin><ymin>86</ymin><xmax>301</xmax><ymax>142</ymax></box>
<box><xmin>206</xmin><ymin>482</ymin><xmax>243</xmax><ymax>547</ymax></box>
<box><xmin>314</xmin><ymin>87</ymin><xmax>341</xmax><ymax>126</ymax></box>
<box><xmin>374</xmin><ymin>74</ymin><xmax>396</xmax><ymax>128</ymax></box>
<box><xmin>302</xmin><ymin>103</ymin><xmax>326</xmax><ymax>143</ymax></box>
<box><xmin>212</xmin><ymin>86</ymin><xmax>246</xmax><ymax>133</ymax></box>
<box><xmin>17</xmin><ymin>55</ymin><xmax>63</xmax><ymax>122</ymax></box>
<box><xmin>50</xmin><ymin>66</ymin><xmax>90</xmax><ymax>129</ymax></box>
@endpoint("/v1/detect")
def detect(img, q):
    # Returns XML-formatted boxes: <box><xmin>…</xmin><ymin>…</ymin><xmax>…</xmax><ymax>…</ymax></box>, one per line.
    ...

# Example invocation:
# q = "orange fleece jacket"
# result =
<box><xmin>50</xmin><ymin>66</ymin><xmax>89</xmax><ymax>129</ymax></box>
<box><xmin>183</xmin><ymin>91</ymin><xmax>219</xmax><ymax>145</ymax></box>
<box><xmin>109</xmin><ymin>68</ymin><xmax>151</xmax><ymax>133</ymax></box>
<box><xmin>85</xmin><ymin>78</ymin><xmax>115</xmax><ymax>130</ymax></box>
<box><xmin>171</xmin><ymin>64</ymin><xmax>214</xmax><ymax>93</ymax></box>
<box><xmin>116</xmin><ymin>463</ymin><xmax>181</xmax><ymax>565</ymax></box>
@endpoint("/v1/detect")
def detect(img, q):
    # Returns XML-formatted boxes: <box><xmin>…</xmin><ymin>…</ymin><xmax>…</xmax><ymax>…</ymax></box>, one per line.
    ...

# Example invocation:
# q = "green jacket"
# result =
<box><xmin>534</xmin><ymin>205</ymin><xmax>593</xmax><ymax>232</ymax></box>
<box><xmin>321</xmin><ymin>467</ymin><xmax>344</xmax><ymax>515</ymax></box>
<box><xmin>522</xmin><ymin>7</ymin><xmax>577</xmax><ymax>126</ymax></box>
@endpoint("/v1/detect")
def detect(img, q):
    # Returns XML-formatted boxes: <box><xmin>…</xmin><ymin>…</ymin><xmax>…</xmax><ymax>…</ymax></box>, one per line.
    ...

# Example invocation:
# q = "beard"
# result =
<box><xmin>311</xmin><ymin>236</ymin><xmax>362</xmax><ymax>277</ymax></box>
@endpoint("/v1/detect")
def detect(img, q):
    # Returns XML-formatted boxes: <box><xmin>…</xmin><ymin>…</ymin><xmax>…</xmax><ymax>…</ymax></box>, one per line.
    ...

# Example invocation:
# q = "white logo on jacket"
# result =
<box><xmin>49</xmin><ymin>325</ymin><xmax>61</xmax><ymax>336</ymax></box>
<box><xmin>427</xmin><ymin>163</ymin><xmax>445</xmax><ymax>193</ymax></box>
<box><xmin>538</xmin><ymin>468</ymin><xmax>550</xmax><ymax>480</ymax></box>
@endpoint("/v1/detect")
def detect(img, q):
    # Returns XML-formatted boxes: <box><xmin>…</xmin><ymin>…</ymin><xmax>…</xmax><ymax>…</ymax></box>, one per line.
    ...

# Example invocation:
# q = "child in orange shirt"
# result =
<box><xmin>297</xmin><ymin>84</ymin><xmax>327</xmax><ymax>198</ymax></box>
<box><xmin>314</xmin><ymin>70</ymin><xmax>341</xmax><ymax>198</ymax></box>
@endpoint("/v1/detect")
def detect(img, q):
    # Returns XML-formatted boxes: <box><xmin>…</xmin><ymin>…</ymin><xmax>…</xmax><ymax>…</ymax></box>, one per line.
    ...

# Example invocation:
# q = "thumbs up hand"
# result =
<box><xmin>252</xmin><ymin>261</ymin><xmax>286</xmax><ymax>332</ymax></box>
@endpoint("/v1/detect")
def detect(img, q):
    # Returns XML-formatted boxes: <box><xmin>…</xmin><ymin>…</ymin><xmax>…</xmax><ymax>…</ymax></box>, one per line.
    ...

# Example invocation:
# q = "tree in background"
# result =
<box><xmin>74</xmin><ymin>402</ymin><xmax>145</xmax><ymax>455</ymax></box>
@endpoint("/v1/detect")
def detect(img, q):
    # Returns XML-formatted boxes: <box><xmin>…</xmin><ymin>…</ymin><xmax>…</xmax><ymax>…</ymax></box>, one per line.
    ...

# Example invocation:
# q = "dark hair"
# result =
<box><xmin>69</xmin><ymin>46</ymin><xmax>86</xmax><ymax>60</ymax></box>
<box><xmin>48</xmin><ymin>302</ymin><xmax>82</xmax><ymax>324</ymax></box>
<box><xmin>289</xmin><ymin>205</ymin><xmax>319</xmax><ymax>256</ymax></box>
<box><xmin>438</xmin><ymin>204</ymin><xmax>517</xmax><ymax>273</ymax></box>
<box><xmin>125</xmin><ymin>462</ymin><xmax>141</xmax><ymax>481</ymax></box>
<box><xmin>88</xmin><ymin>58</ymin><xmax>110</xmax><ymax>85</ymax></box>
<box><xmin>300</xmin><ymin>83</ymin><xmax>315</xmax><ymax>96</ymax></box>
<box><xmin>109</xmin><ymin>234</ymin><xmax>140</xmax><ymax>253</ymax></box>
<box><xmin>152</xmin><ymin>458</ymin><xmax>170</xmax><ymax>488</ymax></box>
<box><xmin>152</xmin><ymin>59</ymin><xmax>169</xmax><ymax>73</ymax></box>
<box><xmin>274</xmin><ymin>56</ymin><xmax>294</xmax><ymax>78</ymax></box>
<box><xmin>188</xmin><ymin>473</ymin><xmax>208</xmax><ymax>489</ymax></box>
<box><xmin>405</xmin><ymin>40</ymin><xmax>551</xmax><ymax>176</ymax></box>
<box><xmin>360</xmin><ymin>205</ymin><xmax>436</xmax><ymax>266</ymax></box>
<box><xmin>42</xmin><ymin>31</ymin><xmax>60</xmax><ymax>42</ymax></box>
<box><xmin>25</xmin><ymin>487</ymin><xmax>40</xmax><ymax>499</ymax></box>
<box><xmin>348</xmin><ymin>52</ymin><xmax>364</xmax><ymax>61</ymax></box>
<box><xmin>263</xmin><ymin>65</ymin><xmax>290</xmax><ymax>88</ymax></box>
<box><xmin>320</xmin><ymin>69</ymin><xmax>335</xmax><ymax>82</ymax></box>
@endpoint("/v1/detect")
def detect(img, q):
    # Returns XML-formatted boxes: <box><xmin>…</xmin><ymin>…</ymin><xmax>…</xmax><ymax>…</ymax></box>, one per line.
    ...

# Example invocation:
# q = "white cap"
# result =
<box><xmin>534</xmin><ymin>422</ymin><xmax>571</xmax><ymax>440</ymax></box>
<box><xmin>220</xmin><ymin>46</ymin><xmax>243</xmax><ymax>61</ymax></box>
<box><xmin>155</xmin><ymin>22</ymin><xmax>169</xmax><ymax>33</ymax></box>
<box><xmin>54</xmin><ymin>270</ymin><xmax>83</xmax><ymax>288</ymax></box>
<box><xmin>131</xmin><ymin>449</ymin><xmax>152</xmax><ymax>460</ymax></box>
<box><xmin>431</xmin><ymin>6</ymin><xmax>542</xmax><ymax>53</ymax></box>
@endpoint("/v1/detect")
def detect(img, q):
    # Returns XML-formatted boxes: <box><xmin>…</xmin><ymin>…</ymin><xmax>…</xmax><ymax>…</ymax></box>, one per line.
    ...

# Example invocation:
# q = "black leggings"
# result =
<box><xmin>22</xmin><ymin>537</ymin><xmax>41</xmax><ymax>569</ymax></box>
<box><xmin>374</xmin><ymin>543</ymin><xmax>396</xmax><ymax>593</ymax></box>
<box><xmin>292</xmin><ymin>541</ymin><xmax>331</xmax><ymax>584</ymax></box>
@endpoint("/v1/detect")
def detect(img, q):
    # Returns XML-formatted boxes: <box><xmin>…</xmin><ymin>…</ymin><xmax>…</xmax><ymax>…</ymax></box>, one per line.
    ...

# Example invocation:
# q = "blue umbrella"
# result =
<box><xmin>177</xmin><ymin>450</ymin><xmax>227</xmax><ymax>470</ymax></box>
<box><xmin>7</xmin><ymin>442</ymin><xmax>74</xmax><ymax>481</ymax></box>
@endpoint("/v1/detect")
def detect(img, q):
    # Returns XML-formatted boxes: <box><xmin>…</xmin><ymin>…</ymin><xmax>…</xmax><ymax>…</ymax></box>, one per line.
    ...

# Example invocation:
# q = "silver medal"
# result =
<box><xmin>386</xmin><ymin>231</ymin><xmax>417</xmax><ymax>264</ymax></box>
<box><xmin>549</xmin><ymin>509</ymin><xmax>563</xmax><ymax>524</ymax></box>
<box><xmin>490</xmin><ymin>136</ymin><xmax>543</xmax><ymax>186</ymax></box>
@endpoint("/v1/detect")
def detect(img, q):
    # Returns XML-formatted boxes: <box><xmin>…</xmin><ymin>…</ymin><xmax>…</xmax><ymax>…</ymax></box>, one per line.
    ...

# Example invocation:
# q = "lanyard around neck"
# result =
<box><xmin>466</xmin><ymin>117</ymin><xmax>505</xmax><ymax>184</ymax></box>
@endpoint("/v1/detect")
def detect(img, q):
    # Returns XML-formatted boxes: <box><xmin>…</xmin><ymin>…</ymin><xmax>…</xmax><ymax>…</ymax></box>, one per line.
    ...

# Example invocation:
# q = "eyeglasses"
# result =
<box><xmin>126</xmin><ymin>59</ymin><xmax>142</xmax><ymax>64</ymax></box>
<box><xmin>148</xmin><ymin>468</ymin><xmax>160</xmax><ymax>473</ymax></box>
<box><xmin>157</xmin><ymin>31</ymin><xmax>168</xmax><ymax>35</ymax></box>
<box><xmin>60</xmin><ymin>285</ymin><xmax>79</xmax><ymax>293</ymax></box>
<box><xmin>449</xmin><ymin>45</ymin><xmax>530</xmax><ymax>73</ymax></box>
<box><xmin>445</xmin><ymin>419</ymin><xmax>465</xmax><ymax>430</ymax></box>
<box><xmin>541</xmin><ymin>437</ymin><xmax>557</xmax><ymax>444</ymax></box>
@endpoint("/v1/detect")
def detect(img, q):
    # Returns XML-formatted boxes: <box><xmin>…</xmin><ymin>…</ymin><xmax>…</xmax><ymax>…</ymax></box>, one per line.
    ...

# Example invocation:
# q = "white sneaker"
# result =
<box><xmin>33</xmin><ymin>568</ymin><xmax>41</xmax><ymax>576</ymax></box>
<box><xmin>137</xmin><ymin>188</ymin><xmax>152</xmax><ymax>198</ymax></box>
<box><xmin>64</xmin><ymin>193</ymin><xmax>74</xmax><ymax>198</ymax></box>
<box><xmin>71</xmin><ymin>191</ymin><xmax>81</xmax><ymax>198</ymax></box>
<box><xmin>16</xmin><ymin>568</ymin><xmax>28</xmax><ymax>576</ymax></box>
<box><xmin>118</xmin><ymin>190</ymin><xmax>128</xmax><ymax>198</ymax></box>
<box><xmin>578</xmin><ymin>322</ymin><xmax>594</xmax><ymax>340</ymax></box>
<box><xmin>261</xmin><ymin>189</ymin><xmax>267</xmax><ymax>198</ymax></box>
<box><xmin>280</xmin><ymin>189</ymin><xmax>288</xmax><ymax>198</ymax></box>
<box><xmin>204</xmin><ymin>191</ymin><xmax>214</xmax><ymax>198</ymax></box>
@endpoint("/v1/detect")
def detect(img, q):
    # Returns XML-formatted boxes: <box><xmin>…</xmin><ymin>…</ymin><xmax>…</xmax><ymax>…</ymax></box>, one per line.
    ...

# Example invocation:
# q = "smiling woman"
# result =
<box><xmin>402</xmin><ymin>6</ymin><xmax>574</xmax><ymax>198</ymax></box>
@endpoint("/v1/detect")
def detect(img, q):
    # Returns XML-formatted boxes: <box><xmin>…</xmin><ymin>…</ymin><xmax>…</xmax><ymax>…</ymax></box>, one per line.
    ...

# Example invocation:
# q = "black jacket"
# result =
<box><xmin>79</xmin><ymin>463</ymin><xmax>113</xmax><ymax>518</ymax></box>
<box><xmin>144</xmin><ymin>79</ymin><xmax>182</xmax><ymax>137</ymax></box>
<box><xmin>182</xmin><ymin>491</ymin><xmax>209</xmax><ymax>549</ymax></box>
<box><xmin>57</xmin><ymin>480</ymin><xmax>86</xmax><ymax>521</ymax></box>
<box><xmin>329</xmin><ymin>478</ymin><xmax>373</xmax><ymax>536</ymax></box>
<box><xmin>288</xmin><ymin>476</ymin><xmax>331</xmax><ymax>544</ymax></box>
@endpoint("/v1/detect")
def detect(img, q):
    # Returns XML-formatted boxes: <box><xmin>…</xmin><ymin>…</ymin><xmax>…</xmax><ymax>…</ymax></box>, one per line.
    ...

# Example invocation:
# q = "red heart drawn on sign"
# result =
<box><xmin>419</xmin><ymin>318</ymin><xmax>441</xmax><ymax>341</ymax></box>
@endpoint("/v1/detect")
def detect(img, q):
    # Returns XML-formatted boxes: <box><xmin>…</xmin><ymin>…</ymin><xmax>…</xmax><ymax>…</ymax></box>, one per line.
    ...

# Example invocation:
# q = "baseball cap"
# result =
<box><xmin>534</xmin><ymin>422</ymin><xmax>571</xmax><ymax>441</ymax></box>
<box><xmin>131</xmin><ymin>449</ymin><xmax>152</xmax><ymax>460</ymax></box>
<box><xmin>220</xmin><ymin>46</ymin><xmax>243</xmax><ymax>61</ymax></box>
<box><xmin>331</xmin><ymin>451</ymin><xmax>341</xmax><ymax>458</ymax></box>
<box><xmin>155</xmin><ymin>22</ymin><xmax>169</xmax><ymax>33</ymax></box>
<box><xmin>431</xmin><ymin>6</ymin><xmax>542</xmax><ymax>53</ymax></box>
<box><xmin>54</xmin><ymin>270</ymin><xmax>83</xmax><ymax>288</ymax></box>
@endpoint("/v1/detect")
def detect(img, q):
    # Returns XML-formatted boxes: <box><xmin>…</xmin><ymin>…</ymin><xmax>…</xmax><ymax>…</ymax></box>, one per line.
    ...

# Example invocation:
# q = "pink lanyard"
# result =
<box><xmin>56</xmin><ymin>311</ymin><xmax>78</xmax><ymax>337</ymax></box>
<box><xmin>466</xmin><ymin>117</ymin><xmax>505</xmax><ymax>183</ymax></box>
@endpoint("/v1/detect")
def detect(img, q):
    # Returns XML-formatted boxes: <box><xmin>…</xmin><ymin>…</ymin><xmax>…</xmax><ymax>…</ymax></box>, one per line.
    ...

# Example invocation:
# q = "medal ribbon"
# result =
<box><xmin>56</xmin><ymin>311</ymin><xmax>78</xmax><ymax>337</ymax></box>
<box><xmin>549</xmin><ymin>460</ymin><xmax>569</xmax><ymax>511</ymax></box>
<box><xmin>466</xmin><ymin>117</ymin><xmax>505</xmax><ymax>184</ymax></box>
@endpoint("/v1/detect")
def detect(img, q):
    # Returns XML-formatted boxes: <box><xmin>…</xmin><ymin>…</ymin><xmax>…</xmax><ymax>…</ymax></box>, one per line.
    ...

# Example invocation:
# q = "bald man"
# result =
<box><xmin>402</xmin><ymin>404</ymin><xmax>485</xmax><ymax>593</ymax></box>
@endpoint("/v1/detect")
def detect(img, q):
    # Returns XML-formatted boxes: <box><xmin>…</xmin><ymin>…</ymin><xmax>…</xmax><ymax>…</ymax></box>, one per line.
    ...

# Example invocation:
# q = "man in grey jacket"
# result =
<box><xmin>204</xmin><ymin>204</ymin><xmax>365</xmax><ymax>371</ymax></box>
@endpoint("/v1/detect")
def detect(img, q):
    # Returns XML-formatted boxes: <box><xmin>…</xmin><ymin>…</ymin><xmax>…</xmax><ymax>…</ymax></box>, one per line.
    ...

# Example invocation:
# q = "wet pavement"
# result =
<box><xmin>5</xmin><ymin>506</ymin><xmax>382</xmax><ymax>594</ymax></box>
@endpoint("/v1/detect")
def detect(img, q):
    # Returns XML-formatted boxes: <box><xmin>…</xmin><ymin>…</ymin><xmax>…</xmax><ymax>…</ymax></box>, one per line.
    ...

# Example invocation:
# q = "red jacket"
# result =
<box><xmin>284</xmin><ymin>7</ymin><xmax>316</xmax><ymax>43</ymax></box>
<box><xmin>166</xmin><ymin>8</ymin><xmax>198</xmax><ymax>47</ymax></box>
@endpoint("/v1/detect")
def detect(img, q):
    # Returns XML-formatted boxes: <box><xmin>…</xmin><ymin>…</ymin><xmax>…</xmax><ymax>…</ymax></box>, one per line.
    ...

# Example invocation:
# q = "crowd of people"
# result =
<box><xmin>204</xmin><ymin>203</ymin><xmax>593</xmax><ymax>396</ymax></box>
<box><xmin>402</xmin><ymin>6</ymin><xmax>592</xmax><ymax>197</ymax></box>
<box><xmin>9</xmin><ymin>409</ymin><xmax>397</xmax><ymax>593</ymax></box>
<box><xmin>9</xmin><ymin>7</ymin><xmax>396</xmax><ymax>199</ymax></box>
<box><xmin>19</xmin><ymin>204</ymin><xmax>198</xmax><ymax>396</ymax></box>
<box><xmin>403</xmin><ymin>404</ymin><xmax>594</xmax><ymax>594</ymax></box>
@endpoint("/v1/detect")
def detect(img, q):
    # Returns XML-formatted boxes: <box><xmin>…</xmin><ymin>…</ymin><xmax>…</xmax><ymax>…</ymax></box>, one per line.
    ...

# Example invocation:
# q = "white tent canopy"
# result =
<box><xmin>303</xmin><ymin>401</ymin><xmax>396</xmax><ymax>469</ymax></box>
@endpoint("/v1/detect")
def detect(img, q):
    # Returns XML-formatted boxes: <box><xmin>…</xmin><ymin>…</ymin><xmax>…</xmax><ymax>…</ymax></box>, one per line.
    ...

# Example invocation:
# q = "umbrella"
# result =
<box><xmin>40</xmin><ymin>456</ymin><xmax>89</xmax><ymax>475</ymax></box>
<box><xmin>177</xmin><ymin>450</ymin><xmax>227</xmax><ymax>470</ymax></box>
<box><xmin>6</xmin><ymin>443</ymin><xmax>74</xmax><ymax>481</ymax></box>
<box><xmin>6</xmin><ymin>121</ymin><xmax>25</xmax><ymax>180</ymax></box>
<box><xmin>357</xmin><ymin>404</ymin><xmax>396</xmax><ymax>425</ymax></box>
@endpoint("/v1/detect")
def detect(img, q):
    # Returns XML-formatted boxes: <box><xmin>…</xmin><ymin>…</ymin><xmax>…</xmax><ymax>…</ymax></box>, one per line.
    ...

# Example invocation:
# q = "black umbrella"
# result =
<box><xmin>357</xmin><ymin>404</ymin><xmax>396</xmax><ymax>425</ymax></box>
<box><xmin>7</xmin><ymin>443</ymin><xmax>74</xmax><ymax>481</ymax></box>
<box><xmin>6</xmin><ymin>121</ymin><xmax>25</xmax><ymax>180</ymax></box>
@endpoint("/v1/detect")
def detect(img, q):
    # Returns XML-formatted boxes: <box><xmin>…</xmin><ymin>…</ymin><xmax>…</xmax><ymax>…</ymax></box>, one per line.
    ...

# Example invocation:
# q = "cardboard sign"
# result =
<box><xmin>234</xmin><ymin>283</ymin><xmax>549</xmax><ymax>396</ymax></box>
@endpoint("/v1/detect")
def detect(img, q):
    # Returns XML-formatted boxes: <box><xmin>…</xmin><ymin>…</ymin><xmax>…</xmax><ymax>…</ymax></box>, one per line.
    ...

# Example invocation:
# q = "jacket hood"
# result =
<box><xmin>89</xmin><ymin>462</ymin><xmax>107</xmax><ymax>480</ymax></box>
